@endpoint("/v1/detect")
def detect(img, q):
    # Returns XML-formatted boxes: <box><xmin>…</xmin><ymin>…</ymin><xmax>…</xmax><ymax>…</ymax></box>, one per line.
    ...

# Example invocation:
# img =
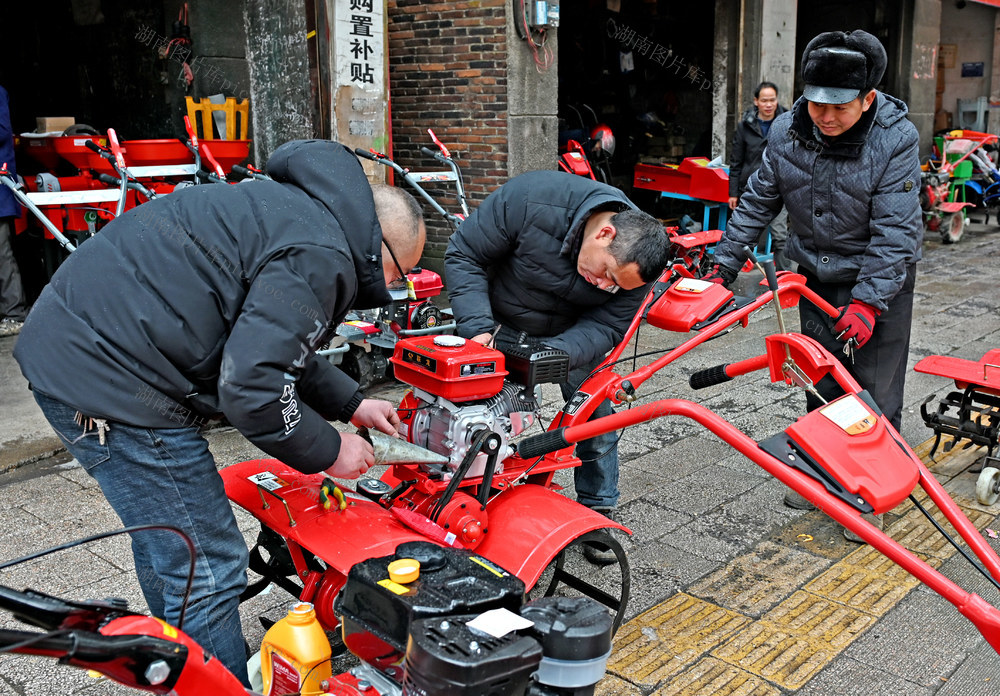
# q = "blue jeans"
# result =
<box><xmin>561</xmin><ymin>366</ymin><xmax>619</xmax><ymax>509</ymax></box>
<box><xmin>32</xmin><ymin>390</ymin><xmax>251</xmax><ymax>686</ymax></box>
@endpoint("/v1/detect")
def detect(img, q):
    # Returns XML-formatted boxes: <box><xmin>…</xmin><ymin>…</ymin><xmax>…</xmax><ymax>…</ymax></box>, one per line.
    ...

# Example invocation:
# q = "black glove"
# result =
<box><xmin>703</xmin><ymin>263</ymin><xmax>739</xmax><ymax>288</ymax></box>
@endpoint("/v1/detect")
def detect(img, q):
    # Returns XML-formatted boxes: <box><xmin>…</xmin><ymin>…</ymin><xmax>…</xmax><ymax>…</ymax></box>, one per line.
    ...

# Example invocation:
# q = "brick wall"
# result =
<box><xmin>387</xmin><ymin>0</ymin><xmax>509</xmax><ymax>270</ymax></box>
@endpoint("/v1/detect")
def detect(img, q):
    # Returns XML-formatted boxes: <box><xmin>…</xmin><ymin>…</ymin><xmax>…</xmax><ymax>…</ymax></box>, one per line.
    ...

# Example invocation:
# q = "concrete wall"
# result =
<box><xmin>718</xmin><ymin>0</ymin><xmax>796</xmax><ymax>163</ymax></box>
<box><xmin>897</xmin><ymin>0</ymin><xmax>940</xmax><ymax>160</ymax></box>
<box><xmin>506</xmin><ymin>10</ymin><xmax>558</xmax><ymax>177</ymax></box>
<box><xmin>940</xmin><ymin>0</ymin><xmax>997</xmax><ymax>132</ymax></box>
<box><xmin>759</xmin><ymin>0</ymin><xmax>797</xmax><ymax>107</ymax></box>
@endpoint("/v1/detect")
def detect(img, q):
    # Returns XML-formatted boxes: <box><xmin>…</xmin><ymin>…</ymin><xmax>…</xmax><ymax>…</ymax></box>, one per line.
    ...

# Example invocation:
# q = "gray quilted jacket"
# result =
<box><xmin>716</xmin><ymin>92</ymin><xmax>922</xmax><ymax>311</ymax></box>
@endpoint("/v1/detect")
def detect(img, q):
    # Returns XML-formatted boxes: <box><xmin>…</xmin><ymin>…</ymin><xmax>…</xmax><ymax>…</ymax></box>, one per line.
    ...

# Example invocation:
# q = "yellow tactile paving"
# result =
<box><xmin>607</xmin><ymin>593</ymin><xmax>751</xmax><ymax>688</ymax></box>
<box><xmin>803</xmin><ymin>544</ymin><xmax>939</xmax><ymax>616</ymax></box>
<box><xmin>651</xmin><ymin>657</ymin><xmax>781</xmax><ymax>696</ymax></box>
<box><xmin>595</xmin><ymin>674</ymin><xmax>643</xmax><ymax>695</ymax></box>
<box><xmin>708</xmin><ymin>591</ymin><xmax>876</xmax><ymax>690</ymax></box>
<box><xmin>608</xmin><ymin>439</ymin><xmax>997</xmax><ymax>693</ymax></box>
<box><xmin>889</xmin><ymin>504</ymin><xmax>995</xmax><ymax>559</ymax></box>
<box><xmin>710</xmin><ymin>620</ymin><xmax>843</xmax><ymax>690</ymax></box>
<box><xmin>760</xmin><ymin>590</ymin><xmax>876</xmax><ymax>650</ymax></box>
<box><xmin>688</xmin><ymin>542</ymin><xmax>831</xmax><ymax>617</ymax></box>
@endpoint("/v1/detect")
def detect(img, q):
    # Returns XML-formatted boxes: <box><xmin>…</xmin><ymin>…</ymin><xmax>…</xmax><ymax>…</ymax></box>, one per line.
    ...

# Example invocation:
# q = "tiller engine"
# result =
<box><xmin>321</xmin><ymin>268</ymin><xmax>456</xmax><ymax>391</ymax></box>
<box><xmin>223</xmin><ymin>336</ymin><xmax>633</xmax><ymax>653</ymax></box>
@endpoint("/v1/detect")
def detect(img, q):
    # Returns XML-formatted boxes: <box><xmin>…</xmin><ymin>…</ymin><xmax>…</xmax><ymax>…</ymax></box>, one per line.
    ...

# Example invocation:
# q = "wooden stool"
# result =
<box><xmin>184</xmin><ymin>96</ymin><xmax>249</xmax><ymax>140</ymax></box>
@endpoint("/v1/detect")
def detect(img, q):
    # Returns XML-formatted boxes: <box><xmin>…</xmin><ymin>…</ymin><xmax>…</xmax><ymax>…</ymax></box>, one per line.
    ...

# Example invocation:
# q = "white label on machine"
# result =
<box><xmin>248</xmin><ymin>471</ymin><xmax>288</xmax><ymax>491</ymax></box>
<box><xmin>466</xmin><ymin>608</ymin><xmax>534</xmax><ymax>638</ymax></box>
<box><xmin>674</xmin><ymin>278</ymin><xmax>713</xmax><ymax>293</ymax></box>
<box><xmin>819</xmin><ymin>395</ymin><xmax>875</xmax><ymax>435</ymax></box>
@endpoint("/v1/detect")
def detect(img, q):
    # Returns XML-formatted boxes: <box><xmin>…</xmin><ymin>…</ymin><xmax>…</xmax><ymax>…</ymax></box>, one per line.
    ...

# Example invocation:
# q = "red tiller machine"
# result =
<box><xmin>10</xmin><ymin>127</ymin><xmax>251</xmax><ymax>257</ymax></box>
<box><xmin>4</xmin><ymin>251</ymin><xmax>1000</xmax><ymax>694</ymax></box>
<box><xmin>915</xmin><ymin>349</ymin><xmax>1000</xmax><ymax>505</ymax></box>
<box><xmin>225</xmin><ymin>248</ymin><xmax>1000</xmax><ymax>665</ymax></box>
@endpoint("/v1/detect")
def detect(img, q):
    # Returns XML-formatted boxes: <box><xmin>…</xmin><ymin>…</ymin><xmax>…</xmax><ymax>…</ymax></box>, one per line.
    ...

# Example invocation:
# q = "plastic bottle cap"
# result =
<box><xmin>290</xmin><ymin>602</ymin><xmax>314</xmax><ymax>615</ymax></box>
<box><xmin>388</xmin><ymin>558</ymin><xmax>420</xmax><ymax>584</ymax></box>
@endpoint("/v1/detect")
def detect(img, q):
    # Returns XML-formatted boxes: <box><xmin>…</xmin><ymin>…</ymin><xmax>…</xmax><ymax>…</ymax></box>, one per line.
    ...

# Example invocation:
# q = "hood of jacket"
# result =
<box><xmin>266</xmin><ymin>140</ymin><xmax>391</xmax><ymax>309</ymax></box>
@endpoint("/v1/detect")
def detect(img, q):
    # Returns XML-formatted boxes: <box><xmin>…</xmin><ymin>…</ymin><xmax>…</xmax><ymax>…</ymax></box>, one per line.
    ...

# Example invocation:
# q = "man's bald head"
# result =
<box><xmin>371</xmin><ymin>184</ymin><xmax>426</xmax><ymax>284</ymax></box>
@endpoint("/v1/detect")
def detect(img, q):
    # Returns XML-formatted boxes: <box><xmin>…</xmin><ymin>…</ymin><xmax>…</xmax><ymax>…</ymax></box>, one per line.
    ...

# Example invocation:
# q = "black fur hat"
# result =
<box><xmin>801</xmin><ymin>30</ymin><xmax>887</xmax><ymax>104</ymax></box>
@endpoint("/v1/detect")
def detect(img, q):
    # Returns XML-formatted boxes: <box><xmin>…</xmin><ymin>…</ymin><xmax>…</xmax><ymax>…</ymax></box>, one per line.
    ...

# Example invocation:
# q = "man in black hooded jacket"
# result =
<box><xmin>445</xmin><ymin>171</ymin><xmax>671</xmax><ymax>563</ymax></box>
<box><xmin>15</xmin><ymin>140</ymin><xmax>425</xmax><ymax>684</ymax></box>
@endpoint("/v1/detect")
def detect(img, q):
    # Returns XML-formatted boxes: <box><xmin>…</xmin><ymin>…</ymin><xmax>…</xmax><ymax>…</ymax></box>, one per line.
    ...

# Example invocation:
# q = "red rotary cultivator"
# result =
<box><xmin>225</xmin><ymin>249</ymin><xmax>1000</xmax><ymax>685</ymax></box>
<box><xmin>3</xmin><ymin>247</ymin><xmax>1000</xmax><ymax>694</ymax></box>
<box><xmin>8</xmin><ymin>123</ymin><xmax>251</xmax><ymax>256</ymax></box>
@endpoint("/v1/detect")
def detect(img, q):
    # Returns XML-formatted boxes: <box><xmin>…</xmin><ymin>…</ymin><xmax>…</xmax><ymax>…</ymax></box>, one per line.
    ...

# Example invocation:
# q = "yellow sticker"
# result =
<box><xmin>470</xmin><ymin>556</ymin><xmax>507</xmax><ymax>578</ymax></box>
<box><xmin>155</xmin><ymin>618</ymin><xmax>179</xmax><ymax>639</ymax></box>
<box><xmin>378</xmin><ymin>578</ymin><xmax>411</xmax><ymax>595</ymax></box>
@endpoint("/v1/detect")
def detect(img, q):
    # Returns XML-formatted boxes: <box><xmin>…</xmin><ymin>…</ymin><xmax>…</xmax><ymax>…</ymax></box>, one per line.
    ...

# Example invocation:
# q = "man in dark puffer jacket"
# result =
<box><xmin>709</xmin><ymin>31</ymin><xmax>922</xmax><ymax>539</ymax></box>
<box><xmin>15</xmin><ymin>140</ymin><xmax>425</xmax><ymax>683</ymax></box>
<box><xmin>445</xmin><ymin>171</ymin><xmax>671</xmax><ymax>564</ymax></box>
<box><xmin>728</xmin><ymin>81</ymin><xmax>793</xmax><ymax>271</ymax></box>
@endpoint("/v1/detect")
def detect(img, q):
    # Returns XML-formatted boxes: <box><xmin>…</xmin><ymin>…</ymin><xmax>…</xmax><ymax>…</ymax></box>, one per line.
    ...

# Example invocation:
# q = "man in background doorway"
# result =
<box><xmin>728</xmin><ymin>81</ymin><xmax>794</xmax><ymax>271</ymax></box>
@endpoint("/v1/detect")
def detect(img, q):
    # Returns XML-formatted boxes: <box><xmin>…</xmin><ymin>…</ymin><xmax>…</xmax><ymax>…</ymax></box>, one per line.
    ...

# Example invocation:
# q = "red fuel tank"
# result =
<box><xmin>391</xmin><ymin>335</ymin><xmax>507</xmax><ymax>402</ymax></box>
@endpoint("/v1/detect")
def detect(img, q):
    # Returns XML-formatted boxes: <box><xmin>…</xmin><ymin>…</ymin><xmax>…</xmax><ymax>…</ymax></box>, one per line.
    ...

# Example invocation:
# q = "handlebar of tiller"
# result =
<box><xmin>420</xmin><ymin>146</ymin><xmax>450</xmax><ymax>164</ymax></box>
<box><xmin>199</xmin><ymin>142</ymin><xmax>227</xmax><ymax>180</ymax></box>
<box><xmin>96</xmin><ymin>173</ymin><xmax>156</xmax><ymax>200</ymax></box>
<box><xmin>231</xmin><ymin>164</ymin><xmax>270</xmax><ymax>181</ymax></box>
<box><xmin>107</xmin><ymin>129</ymin><xmax>127</xmax><ymax>171</ymax></box>
<box><xmin>427</xmin><ymin>128</ymin><xmax>451</xmax><ymax>158</ymax></box>
<box><xmin>182</xmin><ymin>115</ymin><xmax>199</xmax><ymax>150</ymax></box>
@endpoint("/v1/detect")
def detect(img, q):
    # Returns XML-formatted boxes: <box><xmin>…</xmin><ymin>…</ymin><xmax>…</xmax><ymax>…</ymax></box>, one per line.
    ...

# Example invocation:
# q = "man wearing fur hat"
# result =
<box><xmin>707</xmin><ymin>30</ymin><xmax>922</xmax><ymax>539</ymax></box>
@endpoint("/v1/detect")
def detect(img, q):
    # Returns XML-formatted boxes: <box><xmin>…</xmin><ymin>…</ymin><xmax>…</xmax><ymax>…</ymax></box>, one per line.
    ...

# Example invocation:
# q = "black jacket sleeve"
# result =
<box><xmin>445</xmin><ymin>187</ymin><xmax>525</xmax><ymax>340</ymax></box>
<box><xmin>542</xmin><ymin>283</ymin><xmax>648</xmax><ymax>369</ymax></box>
<box><xmin>217</xmin><ymin>244</ymin><xmax>356</xmax><ymax>474</ymax></box>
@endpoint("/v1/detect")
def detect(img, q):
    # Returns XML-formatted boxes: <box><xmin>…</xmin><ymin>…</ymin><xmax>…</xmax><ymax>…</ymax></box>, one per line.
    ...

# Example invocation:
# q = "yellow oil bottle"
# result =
<box><xmin>260</xmin><ymin>602</ymin><xmax>332</xmax><ymax>696</ymax></box>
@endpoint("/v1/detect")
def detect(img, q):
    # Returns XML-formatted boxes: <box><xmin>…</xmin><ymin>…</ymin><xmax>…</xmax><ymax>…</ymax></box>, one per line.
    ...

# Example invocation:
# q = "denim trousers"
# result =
<box><xmin>32</xmin><ymin>389</ymin><xmax>251</xmax><ymax>686</ymax></box>
<box><xmin>560</xmin><ymin>365</ymin><xmax>619</xmax><ymax>509</ymax></box>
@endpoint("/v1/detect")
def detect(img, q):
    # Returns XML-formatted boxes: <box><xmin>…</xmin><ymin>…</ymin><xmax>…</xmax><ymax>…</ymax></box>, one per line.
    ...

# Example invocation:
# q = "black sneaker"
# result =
<box><xmin>0</xmin><ymin>318</ymin><xmax>23</xmax><ymax>337</ymax></box>
<box><xmin>582</xmin><ymin>507</ymin><xmax>621</xmax><ymax>566</ymax></box>
<box><xmin>783</xmin><ymin>488</ymin><xmax>816</xmax><ymax>510</ymax></box>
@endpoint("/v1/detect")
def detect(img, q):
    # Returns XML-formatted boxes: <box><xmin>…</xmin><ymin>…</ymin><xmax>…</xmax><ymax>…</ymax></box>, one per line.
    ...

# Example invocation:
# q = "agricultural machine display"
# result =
<box><xmin>7</xmin><ymin>122</ymin><xmax>251</xmax><ymax>274</ymax></box>
<box><xmin>0</xmin><ymin>529</ymin><xmax>613</xmax><ymax>695</ymax></box>
<box><xmin>222</xmin><ymin>246</ymin><xmax>1000</xmax><ymax>691</ymax></box>
<box><xmin>318</xmin><ymin>131</ymin><xmax>468</xmax><ymax>390</ymax></box>
<box><xmin>3</xmin><ymin>247</ymin><xmax>1000</xmax><ymax>693</ymax></box>
<box><xmin>916</xmin><ymin>348</ymin><xmax>1000</xmax><ymax>505</ymax></box>
<box><xmin>920</xmin><ymin>129</ymin><xmax>1000</xmax><ymax>243</ymax></box>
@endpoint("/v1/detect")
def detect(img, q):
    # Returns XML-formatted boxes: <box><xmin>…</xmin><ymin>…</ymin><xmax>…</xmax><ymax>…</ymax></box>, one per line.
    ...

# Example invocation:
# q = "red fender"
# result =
<box><xmin>475</xmin><ymin>485</ymin><xmax>630</xmax><ymax>589</ymax></box>
<box><xmin>224</xmin><ymin>461</ymin><xmax>629</xmax><ymax>592</ymax></box>
<box><xmin>222</xmin><ymin>459</ymin><xmax>428</xmax><ymax>574</ymax></box>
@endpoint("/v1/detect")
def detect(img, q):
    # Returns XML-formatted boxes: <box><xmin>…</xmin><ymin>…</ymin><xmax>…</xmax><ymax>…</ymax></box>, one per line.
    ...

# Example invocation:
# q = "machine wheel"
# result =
<box><xmin>976</xmin><ymin>466</ymin><xmax>1000</xmax><ymax>506</ymax></box>
<box><xmin>941</xmin><ymin>212</ymin><xmax>964</xmax><ymax>244</ymax></box>
<box><xmin>341</xmin><ymin>347</ymin><xmax>375</xmax><ymax>391</ymax></box>
<box><xmin>528</xmin><ymin>529</ymin><xmax>631</xmax><ymax>634</ymax></box>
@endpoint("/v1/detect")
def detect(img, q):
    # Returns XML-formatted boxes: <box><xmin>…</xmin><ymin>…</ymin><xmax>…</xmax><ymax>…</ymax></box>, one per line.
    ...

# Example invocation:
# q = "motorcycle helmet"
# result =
<box><xmin>590</xmin><ymin>124</ymin><xmax>615</xmax><ymax>158</ymax></box>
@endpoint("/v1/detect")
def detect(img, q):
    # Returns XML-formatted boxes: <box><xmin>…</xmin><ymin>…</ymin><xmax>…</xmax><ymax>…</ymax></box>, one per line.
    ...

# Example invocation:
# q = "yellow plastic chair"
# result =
<box><xmin>184</xmin><ymin>96</ymin><xmax>249</xmax><ymax>140</ymax></box>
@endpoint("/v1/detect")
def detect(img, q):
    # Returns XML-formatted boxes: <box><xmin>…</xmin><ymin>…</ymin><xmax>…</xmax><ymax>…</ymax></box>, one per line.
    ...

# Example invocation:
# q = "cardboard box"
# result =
<box><xmin>35</xmin><ymin>117</ymin><xmax>76</xmax><ymax>134</ymax></box>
